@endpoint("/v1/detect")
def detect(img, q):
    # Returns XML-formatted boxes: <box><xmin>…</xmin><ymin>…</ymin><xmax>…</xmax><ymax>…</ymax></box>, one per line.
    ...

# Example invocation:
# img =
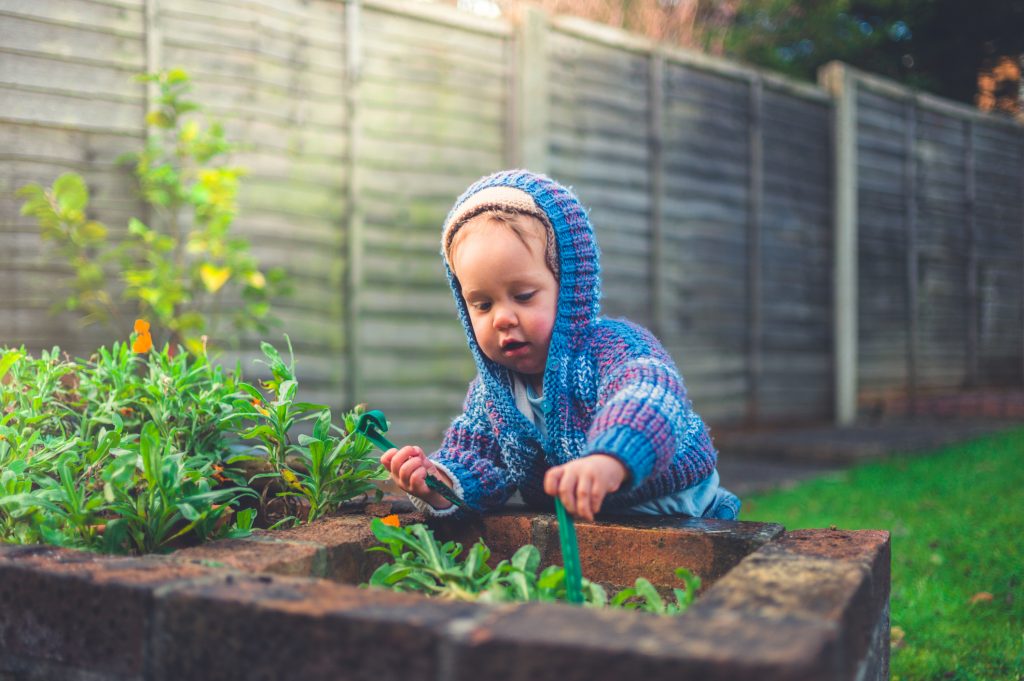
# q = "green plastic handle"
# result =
<box><xmin>354</xmin><ymin>409</ymin><xmax>397</xmax><ymax>451</ymax></box>
<box><xmin>555</xmin><ymin>497</ymin><xmax>584</xmax><ymax>604</ymax></box>
<box><xmin>355</xmin><ymin>409</ymin><xmax>466</xmax><ymax>509</ymax></box>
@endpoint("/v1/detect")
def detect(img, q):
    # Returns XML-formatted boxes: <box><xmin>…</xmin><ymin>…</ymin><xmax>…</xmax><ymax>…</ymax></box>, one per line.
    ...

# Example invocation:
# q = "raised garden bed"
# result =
<box><xmin>0</xmin><ymin>508</ymin><xmax>889</xmax><ymax>681</ymax></box>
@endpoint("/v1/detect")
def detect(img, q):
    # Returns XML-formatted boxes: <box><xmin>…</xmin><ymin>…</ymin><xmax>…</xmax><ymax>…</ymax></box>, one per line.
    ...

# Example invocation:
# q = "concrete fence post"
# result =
<box><xmin>343</xmin><ymin>0</ymin><xmax>364</xmax><ymax>407</ymax></box>
<box><xmin>516</xmin><ymin>6</ymin><xmax>549</xmax><ymax>174</ymax></box>
<box><xmin>819</xmin><ymin>62</ymin><xmax>859</xmax><ymax>426</ymax></box>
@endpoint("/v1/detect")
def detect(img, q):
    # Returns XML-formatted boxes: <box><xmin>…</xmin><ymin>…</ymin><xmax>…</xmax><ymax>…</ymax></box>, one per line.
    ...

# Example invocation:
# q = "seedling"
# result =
<box><xmin>366</xmin><ymin>517</ymin><xmax>700</xmax><ymax>615</ymax></box>
<box><xmin>355</xmin><ymin>409</ymin><xmax>582</xmax><ymax>603</ymax></box>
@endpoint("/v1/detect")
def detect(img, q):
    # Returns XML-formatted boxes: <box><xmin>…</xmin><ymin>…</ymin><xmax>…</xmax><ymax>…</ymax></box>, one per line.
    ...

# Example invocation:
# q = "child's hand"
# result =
<box><xmin>543</xmin><ymin>454</ymin><xmax>626</xmax><ymax>521</ymax></box>
<box><xmin>380</xmin><ymin>446</ymin><xmax>454</xmax><ymax>509</ymax></box>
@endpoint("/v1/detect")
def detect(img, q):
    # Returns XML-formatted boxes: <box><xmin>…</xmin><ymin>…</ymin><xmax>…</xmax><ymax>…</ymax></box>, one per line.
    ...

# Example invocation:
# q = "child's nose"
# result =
<box><xmin>493</xmin><ymin>305</ymin><xmax>517</xmax><ymax>329</ymax></box>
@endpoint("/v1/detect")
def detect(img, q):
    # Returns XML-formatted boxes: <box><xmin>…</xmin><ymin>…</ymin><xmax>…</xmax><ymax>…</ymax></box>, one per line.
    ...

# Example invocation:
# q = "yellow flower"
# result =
<box><xmin>280</xmin><ymin>468</ymin><xmax>303</xmax><ymax>491</ymax></box>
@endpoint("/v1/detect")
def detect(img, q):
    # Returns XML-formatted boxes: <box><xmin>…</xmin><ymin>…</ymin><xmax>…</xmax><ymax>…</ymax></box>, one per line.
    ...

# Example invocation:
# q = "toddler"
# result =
<box><xmin>381</xmin><ymin>170</ymin><xmax>739</xmax><ymax>521</ymax></box>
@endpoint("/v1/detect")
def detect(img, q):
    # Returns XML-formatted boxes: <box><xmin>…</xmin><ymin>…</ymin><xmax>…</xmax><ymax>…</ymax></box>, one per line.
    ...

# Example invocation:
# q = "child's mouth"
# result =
<box><xmin>501</xmin><ymin>340</ymin><xmax>528</xmax><ymax>354</ymax></box>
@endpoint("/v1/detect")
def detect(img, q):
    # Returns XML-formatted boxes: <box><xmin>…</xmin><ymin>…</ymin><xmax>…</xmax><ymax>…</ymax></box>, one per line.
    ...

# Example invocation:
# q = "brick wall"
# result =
<box><xmin>0</xmin><ymin>510</ymin><xmax>889</xmax><ymax>681</ymax></box>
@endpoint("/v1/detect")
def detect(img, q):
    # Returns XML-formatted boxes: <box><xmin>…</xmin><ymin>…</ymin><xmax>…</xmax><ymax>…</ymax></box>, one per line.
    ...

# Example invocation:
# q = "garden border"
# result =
<box><xmin>0</xmin><ymin>510</ymin><xmax>889</xmax><ymax>681</ymax></box>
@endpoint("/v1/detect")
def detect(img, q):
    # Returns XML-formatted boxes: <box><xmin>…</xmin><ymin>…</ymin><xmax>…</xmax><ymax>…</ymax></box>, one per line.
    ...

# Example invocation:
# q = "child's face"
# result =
<box><xmin>451</xmin><ymin>222</ymin><xmax>558</xmax><ymax>386</ymax></box>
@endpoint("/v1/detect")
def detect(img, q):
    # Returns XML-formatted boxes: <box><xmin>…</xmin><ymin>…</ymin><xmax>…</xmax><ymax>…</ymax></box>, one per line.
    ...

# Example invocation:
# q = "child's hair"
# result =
<box><xmin>445</xmin><ymin>210</ymin><xmax>559</xmax><ymax>279</ymax></box>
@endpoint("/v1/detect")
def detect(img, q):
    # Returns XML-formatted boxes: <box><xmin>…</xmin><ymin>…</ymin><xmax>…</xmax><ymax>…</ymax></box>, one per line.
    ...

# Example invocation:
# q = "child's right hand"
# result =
<box><xmin>380</xmin><ymin>445</ymin><xmax>453</xmax><ymax>509</ymax></box>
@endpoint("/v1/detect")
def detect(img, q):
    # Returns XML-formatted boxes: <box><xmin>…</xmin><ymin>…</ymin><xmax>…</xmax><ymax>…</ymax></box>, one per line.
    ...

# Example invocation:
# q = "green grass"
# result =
<box><xmin>740</xmin><ymin>427</ymin><xmax>1024</xmax><ymax>681</ymax></box>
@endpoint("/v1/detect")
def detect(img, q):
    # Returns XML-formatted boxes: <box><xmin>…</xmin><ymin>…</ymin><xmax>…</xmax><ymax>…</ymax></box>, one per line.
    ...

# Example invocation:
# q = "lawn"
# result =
<box><xmin>740</xmin><ymin>427</ymin><xmax>1024</xmax><ymax>681</ymax></box>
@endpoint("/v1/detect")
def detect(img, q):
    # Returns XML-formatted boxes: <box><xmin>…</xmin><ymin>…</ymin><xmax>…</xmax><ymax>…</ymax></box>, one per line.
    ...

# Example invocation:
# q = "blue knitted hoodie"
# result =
<box><xmin>425</xmin><ymin>169</ymin><xmax>718</xmax><ymax>515</ymax></box>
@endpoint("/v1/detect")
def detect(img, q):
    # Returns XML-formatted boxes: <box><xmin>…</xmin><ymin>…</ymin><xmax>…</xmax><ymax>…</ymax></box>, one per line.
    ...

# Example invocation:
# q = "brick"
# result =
<box><xmin>691</xmin><ymin>528</ymin><xmax>891</xmax><ymax>680</ymax></box>
<box><xmin>151</xmin><ymin>573</ymin><xmax>482</xmax><ymax>681</ymax></box>
<box><xmin>447</xmin><ymin>600</ymin><xmax>836</xmax><ymax>681</ymax></box>
<box><xmin>530</xmin><ymin>513</ymin><xmax>784</xmax><ymax>590</ymax></box>
<box><xmin>258</xmin><ymin>511</ymin><xmax>423</xmax><ymax>583</ymax></box>
<box><xmin>432</xmin><ymin>511</ymin><xmax>535</xmax><ymax>564</ymax></box>
<box><xmin>0</xmin><ymin>548</ymin><xmax>217</xmax><ymax>679</ymax></box>
<box><xmin>171</xmin><ymin>537</ymin><xmax>325</xmax><ymax>578</ymax></box>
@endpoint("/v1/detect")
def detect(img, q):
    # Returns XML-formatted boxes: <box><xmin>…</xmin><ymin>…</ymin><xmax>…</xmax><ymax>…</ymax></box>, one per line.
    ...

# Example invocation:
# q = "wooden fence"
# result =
<box><xmin>1</xmin><ymin>0</ymin><xmax>1022</xmax><ymax>445</ymax></box>
<box><xmin>821</xmin><ymin>64</ymin><xmax>1024</xmax><ymax>423</ymax></box>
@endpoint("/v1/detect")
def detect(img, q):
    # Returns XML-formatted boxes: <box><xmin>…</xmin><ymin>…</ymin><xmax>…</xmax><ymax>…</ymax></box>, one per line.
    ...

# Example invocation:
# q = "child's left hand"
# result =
<box><xmin>543</xmin><ymin>454</ymin><xmax>627</xmax><ymax>521</ymax></box>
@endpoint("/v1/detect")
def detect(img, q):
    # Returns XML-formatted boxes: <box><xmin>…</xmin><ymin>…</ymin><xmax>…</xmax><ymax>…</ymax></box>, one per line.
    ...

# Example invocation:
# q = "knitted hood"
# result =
<box><xmin>441</xmin><ymin>170</ymin><xmax>601</xmax><ymax>393</ymax></box>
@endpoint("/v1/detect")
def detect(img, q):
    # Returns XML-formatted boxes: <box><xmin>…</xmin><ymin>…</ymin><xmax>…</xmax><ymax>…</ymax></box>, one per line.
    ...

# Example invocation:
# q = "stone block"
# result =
<box><xmin>432</xmin><ymin>511</ymin><xmax>535</xmax><ymax>564</ymax></box>
<box><xmin>172</xmin><ymin>536</ymin><xmax>325</xmax><ymax>578</ymax></box>
<box><xmin>150</xmin><ymin>573</ymin><xmax>482</xmax><ymax>681</ymax></box>
<box><xmin>530</xmin><ymin>513</ymin><xmax>783</xmax><ymax>589</ymax></box>
<box><xmin>0</xmin><ymin>547</ymin><xmax>216</xmax><ymax>680</ymax></box>
<box><xmin>690</xmin><ymin>528</ymin><xmax>891</xmax><ymax>680</ymax></box>
<box><xmin>257</xmin><ymin>511</ymin><xmax>423</xmax><ymax>583</ymax></box>
<box><xmin>446</xmin><ymin>600</ymin><xmax>836</xmax><ymax>681</ymax></box>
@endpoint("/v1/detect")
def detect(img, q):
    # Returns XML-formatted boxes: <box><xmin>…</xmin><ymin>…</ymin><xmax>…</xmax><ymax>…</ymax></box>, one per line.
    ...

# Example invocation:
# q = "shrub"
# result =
<box><xmin>0</xmin><ymin>329</ymin><xmax>384</xmax><ymax>553</ymax></box>
<box><xmin>17</xmin><ymin>69</ymin><xmax>288</xmax><ymax>353</ymax></box>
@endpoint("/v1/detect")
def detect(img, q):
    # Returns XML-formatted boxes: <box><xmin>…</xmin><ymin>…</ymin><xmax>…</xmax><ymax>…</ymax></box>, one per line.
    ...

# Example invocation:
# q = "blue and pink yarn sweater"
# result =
<box><xmin>426</xmin><ymin>169</ymin><xmax>722</xmax><ymax>516</ymax></box>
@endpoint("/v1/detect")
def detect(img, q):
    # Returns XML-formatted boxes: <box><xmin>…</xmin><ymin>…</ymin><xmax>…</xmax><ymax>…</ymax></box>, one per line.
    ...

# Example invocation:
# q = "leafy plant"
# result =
<box><xmin>365</xmin><ymin>518</ymin><xmax>701</xmax><ymax>614</ymax></box>
<box><xmin>0</xmin><ymin>337</ymin><xmax>257</xmax><ymax>553</ymax></box>
<box><xmin>227</xmin><ymin>339</ymin><xmax>387</xmax><ymax>526</ymax></box>
<box><xmin>16</xmin><ymin>68</ymin><xmax>288</xmax><ymax>353</ymax></box>
<box><xmin>0</xmin><ymin>324</ymin><xmax>387</xmax><ymax>553</ymax></box>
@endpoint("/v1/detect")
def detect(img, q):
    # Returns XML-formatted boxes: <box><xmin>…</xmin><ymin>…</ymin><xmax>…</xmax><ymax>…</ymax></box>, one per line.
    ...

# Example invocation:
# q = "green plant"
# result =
<box><xmin>1</xmin><ymin>328</ymin><xmax>387</xmax><ymax>553</ymax></box>
<box><xmin>16</xmin><ymin>69</ymin><xmax>287</xmax><ymax>353</ymax></box>
<box><xmin>365</xmin><ymin>518</ymin><xmax>701</xmax><ymax>614</ymax></box>
<box><xmin>0</xmin><ymin>339</ymin><xmax>255</xmax><ymax>553</ymax></box>
<box><xmin>228</xmin><ymin>339</ymin><xmax>386</xmax><ymax>526</ymax></box>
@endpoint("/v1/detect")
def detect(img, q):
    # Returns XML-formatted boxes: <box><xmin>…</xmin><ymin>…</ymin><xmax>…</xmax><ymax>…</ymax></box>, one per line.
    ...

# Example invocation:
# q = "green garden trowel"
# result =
<box><xmin>354</xmin><ymin>409</ymin><xmax>466</xmax><ymax>509</ymax></box>
<box><xmin>554</xmin><ymin>496</ymin><xmax>584</xmax><ymax>604</ymax></box>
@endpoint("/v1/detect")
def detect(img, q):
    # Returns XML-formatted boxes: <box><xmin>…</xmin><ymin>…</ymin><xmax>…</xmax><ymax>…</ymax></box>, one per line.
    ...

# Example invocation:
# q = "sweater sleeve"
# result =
<box><xmin>422</xmin><ymin>378</ymin><xmax>516</xmax><ymax>515</ymax></box>
<box><xmin>583</xmin><ymin>323</ymin><xmax>716</xmax><ymax>492</ymax></box>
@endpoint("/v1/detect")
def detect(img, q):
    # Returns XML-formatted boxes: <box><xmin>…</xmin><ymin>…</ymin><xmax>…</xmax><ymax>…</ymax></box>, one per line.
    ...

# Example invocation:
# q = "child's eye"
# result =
<box><xmin>514</xmin><ymin>291</ymin><xmax>536</xmax><ymax>302</ymax></box>
<box><xmin>470</xmin><ymin>301</ymin><xmax>492</xmax><ymax>312</ymax></box>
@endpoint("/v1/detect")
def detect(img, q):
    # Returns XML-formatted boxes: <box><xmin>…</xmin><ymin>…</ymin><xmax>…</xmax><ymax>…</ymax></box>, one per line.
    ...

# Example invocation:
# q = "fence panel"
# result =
<box><xmin>355</xmin><ymin>4</ymin><xmax>511</xmax><ymax>443</ymax></box>
<box><xmin>914</xmin><ymin>106</ymin><xmax>970</xmax><ymax>389</ymax></box>
<box><xmin>157</xmin><ymin>0</ymin><xmax>350</xmax><ymax>408</ymax></box>
<box><xmin>547</xmin><ymin>29</ymin><xmax>654</xmax><ymax>330</ymax></box>
<box><xmin>758</xmin><ymin>86</ymin><xmax>832</xmax><ymax>421</ymax></box>
<box><xmin>0</xmin><ymin>0</ymin><xmax>147</xmax><ymax>354</ymax></box>
<box><xmin>856</xmin><ymin>85</ymin><xmax>912</xmax><ymax>397</ymax></box>
<box><xmin>974</xmin><ymin>124</ymin><xmax>1024</xmax><ymax>384</ymax></box>
<box><xmin>659</xmin><ymin>63</ymin><xmax>751</xmax><ymax>422</ymax></box>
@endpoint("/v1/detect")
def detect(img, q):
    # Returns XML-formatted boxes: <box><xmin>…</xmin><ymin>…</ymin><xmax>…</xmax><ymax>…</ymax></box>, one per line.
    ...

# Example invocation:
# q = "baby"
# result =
<box><xmin>381</xmin><ymin>170</ymin><xmax>739</xmax><ymax>521</ymax></box>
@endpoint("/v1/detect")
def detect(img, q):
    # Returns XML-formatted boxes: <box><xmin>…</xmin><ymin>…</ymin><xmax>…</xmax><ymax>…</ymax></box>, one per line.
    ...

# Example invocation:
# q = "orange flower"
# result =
<box><xmin>119</xmin><ymin>407</ymin><xmax>135</xmax><ymax>417</ymax></box>
<box><xmin>132</xmin><ymin>319</ymin><xmax>153</xmax><ymax>354</ymax></box>
<box><xmin>211</xmin><ymin>463</ymin><xmax>230</xmax><ymax>484</ymax></box>
<box><xmin>251</xmin><ymin>398</ymin><xmax>270</xmax><ymax>417</ymax></box>
<box><xmin>132</xmin><ymin>333</ymin><xmax>152</xmax><ymax>354</ymax></box>
<box><xmin>380</xmin><ymin>514</ymin><xmax>401</xmax><ymax>528</ymax></box>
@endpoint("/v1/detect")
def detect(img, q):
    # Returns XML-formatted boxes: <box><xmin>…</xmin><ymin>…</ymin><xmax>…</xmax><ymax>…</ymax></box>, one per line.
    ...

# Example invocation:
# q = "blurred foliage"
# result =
<box><xmin>478</xmin><ymin>0</ymin><xmax>1023</xmax><ymax>108</ymax></box>
<box><xmin>17</xmin><ymin>69</ymin><xmax>290</xmax><ymax>353</ymax></box>
<box><xmin>721</xmin><ymin>0</ymin><xmax>1024</xmax><ymax>107</ymax></box>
